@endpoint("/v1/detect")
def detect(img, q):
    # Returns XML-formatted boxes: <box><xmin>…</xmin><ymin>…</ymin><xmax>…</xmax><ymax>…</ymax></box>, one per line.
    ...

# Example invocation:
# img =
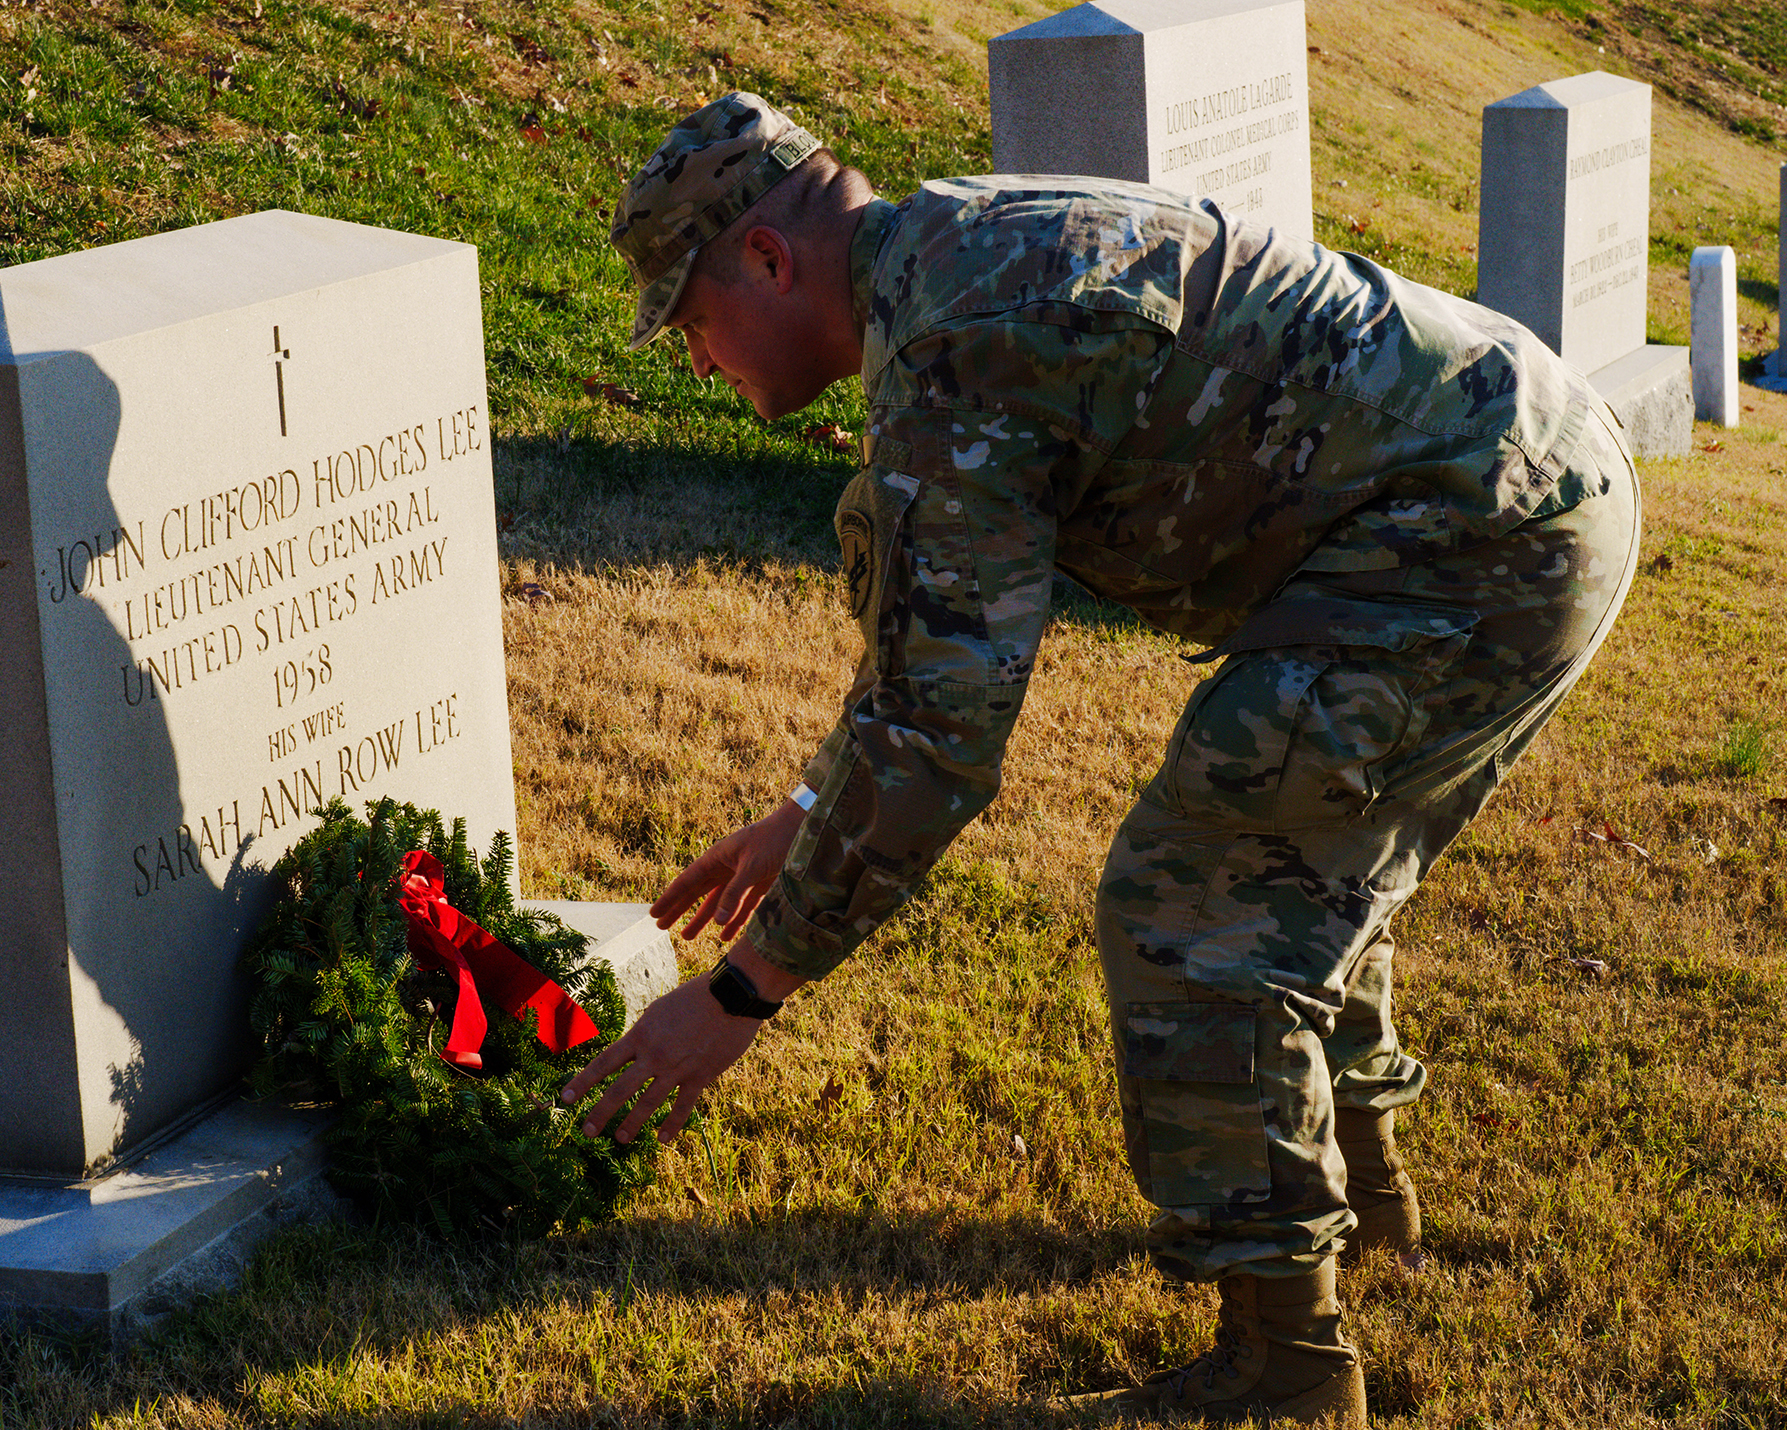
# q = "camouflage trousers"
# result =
<box><xmin>1096</xmin><ymin>405</ymin><xmax>1641</xmax><ymax>1282</ymax></box>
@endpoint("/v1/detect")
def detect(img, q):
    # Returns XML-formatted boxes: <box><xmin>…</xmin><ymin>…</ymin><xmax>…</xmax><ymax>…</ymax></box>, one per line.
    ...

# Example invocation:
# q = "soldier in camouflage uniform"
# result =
<box><xmin>565</xmin><ymin>93</ymin><xmax>1640</xmax><ymax>1426</ymax></box>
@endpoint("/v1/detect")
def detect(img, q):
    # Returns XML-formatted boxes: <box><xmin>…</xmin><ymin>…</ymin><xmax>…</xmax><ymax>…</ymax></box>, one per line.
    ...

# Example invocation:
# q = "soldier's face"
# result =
<box><xmin>672</xmin><ymin>276</ymin><xmax>792</xmax><ymax>418</ymax></box>
<box><xmin>667</xmin><ymin>229</ymin><xmax>843</xmax><ymax>421</ymax></box>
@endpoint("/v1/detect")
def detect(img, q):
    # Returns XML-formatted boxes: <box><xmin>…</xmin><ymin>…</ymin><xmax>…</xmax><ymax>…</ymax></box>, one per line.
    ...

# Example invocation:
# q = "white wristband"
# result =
<box><xmin>789</xmin><ymin>782</ymin><xmax>817</xmax><ymax>811</ymax></box>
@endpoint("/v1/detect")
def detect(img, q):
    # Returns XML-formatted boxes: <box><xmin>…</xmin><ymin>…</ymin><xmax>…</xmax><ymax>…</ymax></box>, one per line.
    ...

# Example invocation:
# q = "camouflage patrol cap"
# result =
<box><xmin>611</xmin><ymin>92</ymin><xmax>822</xmax><ymax>349</ymax></box>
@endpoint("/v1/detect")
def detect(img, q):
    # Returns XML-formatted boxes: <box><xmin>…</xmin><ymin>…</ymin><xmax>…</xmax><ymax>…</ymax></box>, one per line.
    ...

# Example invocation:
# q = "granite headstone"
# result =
<box><xmin>1</xmin><ymin>211</ymin><xmax>679</xmax><ymax>1335</ymax></box>
<box><xmin>989</xmin><ymin>0</ymin><xmax>1313</xmax><ymax>239</ymax></box>
<box><xmin>1479</xmin><ymin>71</ymin><xmax>1651</xmax><ymax>373</ymax></box>
<box><xmin>0</xmin><ymin>210</ymin><xmax>518</xmax><ymax>1180</ymax></box>
<box><xmin>1476</xmin><ymin>70</ymin><xmax>1690</xmax><ymax>456</ymax></box>
<box><xmin>1763</xmin><ymin>163</ymin><xmax>1786</xmax><ymax>392</ymax></box>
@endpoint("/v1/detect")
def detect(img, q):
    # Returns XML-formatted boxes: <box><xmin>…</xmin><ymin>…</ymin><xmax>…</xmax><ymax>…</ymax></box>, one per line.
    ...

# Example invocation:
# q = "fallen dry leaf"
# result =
<box><xmin>1577</xmin><ymin>820</ymin><xmax>1650</xmax><ymax>861</ymax></box>
<box><xmin>518</xmin><ymin>113</ymin><xmax>548</xmax><ymax>144</ymax></box>
<box><xmin>1470</xmin><ymin>1111</ymin><xmax>1518</xmax><ymax>1131</ymax></box>
<box><xmin>584</xmin><ymin>377</ymin><xmax>643</xmax><ymax>407</ymax></box>
<box><xmin>1559</xmin><ymin>956</ymin><xmax>1610</xmax><ymax>980</ymax></box>
<box><xmin>519</xmin><ymin>581</ymin><xmax>550</xmax><ymax>605</ymax></box>
<box><xmin>805</xmin><ymin>423</ymin><xmax>856</xmax><ymax>455</ymax></box>
<box><xmin>685</xmin><ymin>1184</ymin><xmax>709</xmax><ymax>1207</ymax></box>
<box><xmin>1702</xmin><ymin>441</ymin><xmax>1724</xmax><ymax>454</ymax></box>
<box><xmin>1346</xmin><ymin>215</ymin><xmax>1370</xmax><ymax>235</ymax></box>
<box><xmin>330</xmin><ymin>80</ymin><xmax>382</xmax><ymax>121</ymax></box>
<box><xmin>1011</xmin><ymin>1133</ymin><xmax>1028</xmax><ymax>1158</ymax></box>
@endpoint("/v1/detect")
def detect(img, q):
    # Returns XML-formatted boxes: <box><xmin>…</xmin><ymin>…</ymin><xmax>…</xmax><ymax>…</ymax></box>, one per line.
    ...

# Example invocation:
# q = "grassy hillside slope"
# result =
<box><xmin>4</xmin><ymin>1</ymin><xmax>1787</xmax><ymax>1427</ymax></box>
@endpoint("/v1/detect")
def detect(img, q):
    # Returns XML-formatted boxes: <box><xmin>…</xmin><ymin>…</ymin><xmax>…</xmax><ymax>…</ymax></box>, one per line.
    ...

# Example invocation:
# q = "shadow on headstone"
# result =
<box><xmin>0</xmin><ymin>308</ymin><xmax>250</xmax><ymax>1182</ymax></box>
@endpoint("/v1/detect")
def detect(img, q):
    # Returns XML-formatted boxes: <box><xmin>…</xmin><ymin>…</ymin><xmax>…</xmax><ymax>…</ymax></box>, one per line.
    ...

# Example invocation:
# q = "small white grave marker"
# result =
<box><xmin>1690</xmin><ymin>246</ymin><xmax>1738</xmax><ymax>427</ymax></box>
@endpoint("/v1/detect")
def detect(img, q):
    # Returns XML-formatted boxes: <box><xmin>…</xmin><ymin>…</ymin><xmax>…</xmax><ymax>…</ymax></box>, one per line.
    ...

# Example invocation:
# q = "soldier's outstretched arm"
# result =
<box><xmin>559</xmin><ymin>801</ymin><xmax>809</xmax><ymax>1144</ymax></box>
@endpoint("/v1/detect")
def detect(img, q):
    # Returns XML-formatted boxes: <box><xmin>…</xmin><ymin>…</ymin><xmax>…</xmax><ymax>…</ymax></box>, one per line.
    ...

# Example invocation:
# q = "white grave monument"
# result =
<box><xmin>1690</xmin><ymin>246</ymin><xmax>1738</xmax><ymax>427</ymax></box>
<box><xmin>0</xmin><ymin>212</ymin><xmax>672</xmax><ymax>1333</ymax></box>
<box><xmin>1477</xmin><ymin>71</ymin><xmax>1690</xmax><ymax>457</ymax></box>
<box><xmin>988</xmin><ymin>0</ymin><xmax>1313</xmax><ymax>240</ymax></box>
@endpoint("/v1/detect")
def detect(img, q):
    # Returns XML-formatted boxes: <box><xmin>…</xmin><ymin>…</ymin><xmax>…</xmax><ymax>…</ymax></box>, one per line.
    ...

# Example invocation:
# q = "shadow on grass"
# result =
<box><xmin>0</xmin><ymin>1201</ymin><xmax>1143</xmax><ymax>1401</ymax></box>
<box><xmin>0</xmin><ymin>1204</ymin><xmax>1142</xmax><ymax>1427</ymax></box>
<box><xmin>493</xmin><ymin>435</ymin><xmax>1180</xmax><ymax>644</ymax></box>
<box><xmin>493</xmin><ymin>432</ymin><xmax>852</xmax><ymax>573</ymax></box>
<box><xmin>1738</xmin><ymin>274</ymin><xmax>1781</xmax><ymax>312</ymax></box>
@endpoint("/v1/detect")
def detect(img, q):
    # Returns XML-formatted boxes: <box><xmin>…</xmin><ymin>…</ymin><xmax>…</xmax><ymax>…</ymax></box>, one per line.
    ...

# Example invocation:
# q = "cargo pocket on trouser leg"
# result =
<box><xmin>1161</xmin><ymin>596</ymin><xmax>1480</xmax><ymax>836</ymax></box>
<box><xmin>1118</xmin><ymin>1001</ymin><xmax>1270</xmax><ymax>1206</ymax></box>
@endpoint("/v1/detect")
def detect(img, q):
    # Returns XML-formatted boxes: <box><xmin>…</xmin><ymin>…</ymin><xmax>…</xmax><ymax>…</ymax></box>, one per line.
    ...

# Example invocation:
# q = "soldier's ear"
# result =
<box><xmin>741</xmin><ymin>225</ymin><xmax>796</xmax><ymax>293</ymax></box>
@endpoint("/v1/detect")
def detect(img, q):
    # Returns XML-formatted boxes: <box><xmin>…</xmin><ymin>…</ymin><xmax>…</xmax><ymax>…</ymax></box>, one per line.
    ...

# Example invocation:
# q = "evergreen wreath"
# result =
<box><xmin>242</xmin><ymin>796</ymin><xmax>656</xmax><ymax>1237</ymax></box>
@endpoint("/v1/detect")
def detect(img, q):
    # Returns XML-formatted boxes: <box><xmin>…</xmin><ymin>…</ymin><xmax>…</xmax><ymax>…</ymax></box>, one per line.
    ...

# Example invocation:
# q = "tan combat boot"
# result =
<box><xmin>1336</xmin><ymin>1108</ymin><xmax>1421</xmax><ymax>1261</ymax></box>
<box><xmin>1072</xmin><ymin>1259</ymin><xmax>1366</xmax><ymax>1425</ymax></box>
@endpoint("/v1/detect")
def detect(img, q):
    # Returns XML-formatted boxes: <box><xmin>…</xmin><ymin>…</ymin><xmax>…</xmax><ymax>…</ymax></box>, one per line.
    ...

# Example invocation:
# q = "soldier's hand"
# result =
<box><xmin>560</xmin><ymin>939</ymin><xmax>805</xmax><ymax>1144</ymax></box>
<box><xmin>560</xmin><ymin>975</ymin><xmax>758</xmax><ymax>1142</ymax></box>
<box><xmin>651</xmin><ymin>799</ymin><xmax>805</xmax><ymax>943</ymax></box>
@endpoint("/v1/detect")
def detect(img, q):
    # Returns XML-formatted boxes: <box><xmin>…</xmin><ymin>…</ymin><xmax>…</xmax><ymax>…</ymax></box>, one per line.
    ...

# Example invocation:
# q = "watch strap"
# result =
<box><xmin>707</xmin><ymin>956</ymin><xmax>784</xmax><ymax>1019</ymax></box>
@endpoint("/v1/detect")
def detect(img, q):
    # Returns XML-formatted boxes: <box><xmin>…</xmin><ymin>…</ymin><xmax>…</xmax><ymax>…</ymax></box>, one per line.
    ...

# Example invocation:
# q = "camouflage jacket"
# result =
<box><xmin>744</xmin><ymin>176</ymin><xmax>1604</xmax><ymax>981</ymax></box>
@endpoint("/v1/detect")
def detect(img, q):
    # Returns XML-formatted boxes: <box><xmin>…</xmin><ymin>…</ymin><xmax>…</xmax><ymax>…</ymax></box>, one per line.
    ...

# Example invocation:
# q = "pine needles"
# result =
<box><xmin>242</xmin><ymin>797</ymin><xmax>656</xmax><ymax>1238</ymax></box>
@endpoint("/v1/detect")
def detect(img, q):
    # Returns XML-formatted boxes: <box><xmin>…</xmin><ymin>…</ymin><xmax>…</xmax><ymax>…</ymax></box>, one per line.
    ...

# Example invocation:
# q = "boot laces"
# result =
<box><xmin>1167</xmin><ymin>1313</ymin><xmax>1253</xmax><ymax>1396</ymax></box>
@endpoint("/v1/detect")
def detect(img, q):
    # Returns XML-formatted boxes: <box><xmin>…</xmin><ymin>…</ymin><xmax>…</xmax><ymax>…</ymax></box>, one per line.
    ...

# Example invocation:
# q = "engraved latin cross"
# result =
<box><xmin>270</xmin><ymin>325</ymin><xmax>292</xmax><ymax>436</ymax></box>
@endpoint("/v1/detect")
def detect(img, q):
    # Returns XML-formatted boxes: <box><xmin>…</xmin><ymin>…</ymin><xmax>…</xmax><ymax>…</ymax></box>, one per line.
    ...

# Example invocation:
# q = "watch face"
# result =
<box><xmin>709</xmin><ymin>960</ymin><xmax>779</xmax><ymax>1018</ymax></box>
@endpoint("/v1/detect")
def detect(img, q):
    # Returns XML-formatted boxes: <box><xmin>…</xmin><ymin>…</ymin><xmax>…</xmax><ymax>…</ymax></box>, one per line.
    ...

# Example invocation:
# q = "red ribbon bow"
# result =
<box><xmin>397</xmin><ymin>849</ymin><xmax>599</xmax><ymax>1071</ymax></box>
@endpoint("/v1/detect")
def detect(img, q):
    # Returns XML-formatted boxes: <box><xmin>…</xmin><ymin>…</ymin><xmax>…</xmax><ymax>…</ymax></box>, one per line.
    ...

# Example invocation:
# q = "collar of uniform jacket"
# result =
<box><xmin>849</xmin><ymin>198</ymin><xmax>903</xmax><ymax>333</ymax></box>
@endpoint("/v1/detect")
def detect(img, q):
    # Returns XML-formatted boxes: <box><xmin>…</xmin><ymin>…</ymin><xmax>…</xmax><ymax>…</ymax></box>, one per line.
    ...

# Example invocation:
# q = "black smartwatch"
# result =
<box><xmin>707</xmin><ymin>955</ymin><xmax>785</xmax><ymax>1019</ymax></box>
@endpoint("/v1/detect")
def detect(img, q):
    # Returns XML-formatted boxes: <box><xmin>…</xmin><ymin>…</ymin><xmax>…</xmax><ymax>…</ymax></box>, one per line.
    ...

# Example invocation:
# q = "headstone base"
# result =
<box><xmin>0</xmin><ymin>903</ymin><xmax>678</xmax><ymax>1340</ymax></box>
<box><xmin>0</xmin><ymin>1098</ymin><xmax>336</xmax><ymax>1341</ymax></box>
<box><xmin>1589</xmin><ymin>344</ymin><xmax>1692</xmax><ymax>459</ymax></box>
<box><xmin>521</xmin><ymin>899</ymin><xmax>680</xmax><ymax>1020</ymax></box>
<box><xmin>1757</xmin><ymin>350</ymin><xmax>1787</xmax><ymax>394</ymax></box>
